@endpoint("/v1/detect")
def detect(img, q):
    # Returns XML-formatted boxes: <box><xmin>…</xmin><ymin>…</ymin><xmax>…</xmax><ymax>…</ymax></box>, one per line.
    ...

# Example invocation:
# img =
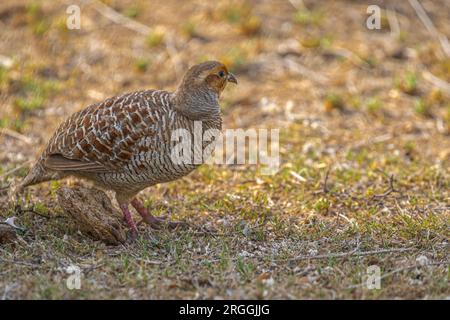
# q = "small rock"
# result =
<box><xmin>416</xmin><ymin>255</ymin><xmax>429</xmax><ymax>266</ymax></box>
<box><xmin>262</xmin><ymin>277</ymin><xmax>275</xmax><ymax>287</ymax></box>
<box><xmin>0</xmin><ymin>54</ymin><xmax>13</xmax><ymax>69</ymax></box>
<box><xmin>3</xmin><ymin>216</ymin><xmax>25</xmax><ymax>232</ymax></box>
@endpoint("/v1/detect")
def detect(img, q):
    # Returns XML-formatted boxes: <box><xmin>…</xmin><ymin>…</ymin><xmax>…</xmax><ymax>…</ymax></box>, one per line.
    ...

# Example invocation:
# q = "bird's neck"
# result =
<box><xmin>171</xmin><ymin>86</ymin><xmax>221</xmax><ymax>121</ymax></box>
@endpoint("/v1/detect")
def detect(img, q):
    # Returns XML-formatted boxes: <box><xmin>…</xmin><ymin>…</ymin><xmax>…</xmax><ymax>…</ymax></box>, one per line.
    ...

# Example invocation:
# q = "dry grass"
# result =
<box><xmin>0</xmin><ymin>0</ymin><xmax>449</xmax><ymax>299</ymax></box>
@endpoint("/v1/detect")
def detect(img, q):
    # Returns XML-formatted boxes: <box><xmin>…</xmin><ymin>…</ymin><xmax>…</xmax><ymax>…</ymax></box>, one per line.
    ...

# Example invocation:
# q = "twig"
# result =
<box><xmin>326</xmin><ymin>47</ymin><xmax>373</xmax><ymax>70</ymax></box>
<box><xmin>348</xmin><ymin>261</ymin><xmax>449</xmax><ymax>289</ymax></box>
<box><xmin>422</xmin><ymin>69</ymin><xmax>450</xmax><ymax>95</ymax></box>
<box><xmin>381</xmin><ymin>261</ymin><xmax>449</xmax><ymax>280</ymax></box>
<box><xmin>198</xmin><ymin>247</ymin><xmax>416</xmax><ymax>265</ymax></box>
<box><xmin>0</xmin><ymin>258</ymin><xmax>39</xmax><ymax>267</ymax></box>
<box><xmin>372</xmin><ymin>174</ymin><xmax>396</xmax><ymax>198</ymax></box>
<box><xmin>21</xmin><ymin>208</ymin><xmax>52</xmax><ymax>220</ymax></box>
<box><xmin>22</xmin><ymin>207</ymin><xmax>65</xmax><ymax>220</ymax></box>
<box><xmin>283</xmin><ymin>57</ymin><xmax>329</xmax><ymax>85</ymax></box>
<box><xmin>83</xmin><ymin>263</ymin><xmax>106</xmax><ymax>274</ymax></box>
<box><xmin>286</xmin><ymin>247</ymin><xmax>415</xmax><ymax>262</ymax></box>
<box><xmin>90</xmin><ymin>0</ymin><xmax>150</xmax><ymax>35</ymax></box>
<box><xmin>408</xmin><ymin>0</ymin><xmax>450</xmax><ymax>57</ymax></box>
<box><xmin>350</xmin><ymin>133</ymin><xmax>393</xmax><ymax>151</ymax></box>
<box><xmin>0</xmin><ymin>161</ymin><xmax>32</xmax><ymax>180</ymax></box>
<box><xmin>0</xmin><ymin>128</ymin><xmax>33</xmax><ymax>145</ymax></box>
<box><xmin>290</xmin><ymin>170</ymin><xmax>307</xmax><ymax>183</ymax></box>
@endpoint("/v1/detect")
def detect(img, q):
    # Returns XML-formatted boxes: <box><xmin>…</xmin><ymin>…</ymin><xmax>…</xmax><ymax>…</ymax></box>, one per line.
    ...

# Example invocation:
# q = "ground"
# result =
<box><xmin>0</xmin><ymin>0</ymin><xmax>449</xmax><ymax>299</ymax></box>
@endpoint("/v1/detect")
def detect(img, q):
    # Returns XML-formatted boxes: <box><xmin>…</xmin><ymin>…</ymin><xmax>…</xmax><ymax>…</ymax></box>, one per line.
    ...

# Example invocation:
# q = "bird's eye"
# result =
<box><xmin>218</xmin><ymin>70</ymin><xmax>225</xmax><ymax>78</ymax></box>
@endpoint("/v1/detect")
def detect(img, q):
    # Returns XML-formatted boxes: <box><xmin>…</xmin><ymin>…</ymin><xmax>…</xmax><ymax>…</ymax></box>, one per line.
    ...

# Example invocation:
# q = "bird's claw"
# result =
<box><xmin>127</xmin><ymin>228</ymin><xmax>139</xmax><ymax>243</ymax></box>
<box><xmin>138</xmin><ymin>215</ymin><xmax>183</xmax><ymax>230</ymax></box>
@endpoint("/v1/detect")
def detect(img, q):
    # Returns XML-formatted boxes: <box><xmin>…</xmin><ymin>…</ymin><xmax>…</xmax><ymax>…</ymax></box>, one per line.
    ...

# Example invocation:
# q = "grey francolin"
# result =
<box><xmin>14</xmin><ymin>61</ymin><xmax>237</xmax><ymax>239</ymax></box>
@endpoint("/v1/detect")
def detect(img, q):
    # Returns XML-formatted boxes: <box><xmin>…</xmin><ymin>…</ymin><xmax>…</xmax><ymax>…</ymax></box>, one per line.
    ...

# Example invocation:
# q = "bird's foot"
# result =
<box><xmin>131</xmin><ymin>198</ymin><xmax>183</xmax><ymax>230</ymax></box>
<box><xmin>120</xmin><ymin>203</ymin><xmax>139</xmax><ymax>242</ymax></box>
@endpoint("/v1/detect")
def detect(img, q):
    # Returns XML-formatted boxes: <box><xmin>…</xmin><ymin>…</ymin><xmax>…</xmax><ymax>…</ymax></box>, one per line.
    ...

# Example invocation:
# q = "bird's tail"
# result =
<box><xmin>8</xmin><ymin>158</ymin><xmax>55</xmax><ymax>201</ymax></box>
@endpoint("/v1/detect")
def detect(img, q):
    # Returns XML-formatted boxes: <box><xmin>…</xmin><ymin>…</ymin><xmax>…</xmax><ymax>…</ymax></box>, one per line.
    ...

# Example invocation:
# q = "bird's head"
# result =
<box><xmin>173</xmin><ymin>61</ymin><xmax>237</xmax><ymax>120</ymax></box>
<box><xmin>180</xmin><ymin>60</ymin><xmax>237</xmax><ymax>95</ymax></box>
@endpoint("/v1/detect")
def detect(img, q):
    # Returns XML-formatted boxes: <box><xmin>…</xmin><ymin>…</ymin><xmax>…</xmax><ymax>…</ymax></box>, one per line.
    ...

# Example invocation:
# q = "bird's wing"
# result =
<box><xmin>43</xmin><ymin>90</ymin><xmax>172</xmax><ymax>173</ymax></box>
<box><xmin>44</xmin><ymin>154</ymin><xmax>111</xmax><ymax>172</ymax></box>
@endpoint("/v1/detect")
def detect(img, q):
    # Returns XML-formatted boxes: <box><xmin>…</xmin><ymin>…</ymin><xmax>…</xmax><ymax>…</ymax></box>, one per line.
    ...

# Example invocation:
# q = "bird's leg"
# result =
<box><xmin>120</xmin><ymin>203</ymin><xmax>138</xmax><ymax>240</ymax></box>
<box><xmin>130</xmin><ymin>198</ymin><xmax>181</xmax><ymax>229</ymax></box>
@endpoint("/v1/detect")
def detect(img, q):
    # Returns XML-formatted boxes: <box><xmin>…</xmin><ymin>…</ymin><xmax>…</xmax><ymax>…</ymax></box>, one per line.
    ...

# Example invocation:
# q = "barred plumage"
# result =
<box><xmin>16</xmin><ymin>61</ymin><xmax>237</xmax><ymax>239</ymax></box>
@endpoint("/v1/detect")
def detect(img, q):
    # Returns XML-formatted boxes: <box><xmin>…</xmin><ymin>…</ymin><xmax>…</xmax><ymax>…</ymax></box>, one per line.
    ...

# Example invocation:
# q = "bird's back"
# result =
<box><xmin>44</xmin><ymin>90</ymin><xmax>172</xmax><ymax>169</ymax></box>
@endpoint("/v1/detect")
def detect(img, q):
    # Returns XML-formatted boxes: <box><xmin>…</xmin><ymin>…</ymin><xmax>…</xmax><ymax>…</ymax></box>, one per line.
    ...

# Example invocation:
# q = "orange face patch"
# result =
<box><xmin>203</xmin><ymin>65</ymin><xmax>230</xmax><ymax>94</ymax></box>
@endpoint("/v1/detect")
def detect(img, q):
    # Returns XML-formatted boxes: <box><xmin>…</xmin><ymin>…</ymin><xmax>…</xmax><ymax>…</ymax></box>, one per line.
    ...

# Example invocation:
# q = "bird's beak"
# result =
<box><xmin>227</xmin><ymin>73</ymin><xmax>238</xmax><ymax>84</ymax></box>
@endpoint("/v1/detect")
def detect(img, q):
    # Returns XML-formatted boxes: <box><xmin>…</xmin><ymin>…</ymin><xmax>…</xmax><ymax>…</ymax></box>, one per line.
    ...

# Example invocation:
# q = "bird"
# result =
<box><xmin>13</xmin><ymin>61</ymin><xmax>237</xmax><ymax>239</ymax></box>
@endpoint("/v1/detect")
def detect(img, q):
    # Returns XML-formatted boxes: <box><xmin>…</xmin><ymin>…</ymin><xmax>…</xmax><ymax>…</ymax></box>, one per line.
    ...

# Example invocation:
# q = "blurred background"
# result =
<box><xmin>0</xmin><ymin>0</ymin><xmax>449</xmax><ymax>299</ymax></box>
